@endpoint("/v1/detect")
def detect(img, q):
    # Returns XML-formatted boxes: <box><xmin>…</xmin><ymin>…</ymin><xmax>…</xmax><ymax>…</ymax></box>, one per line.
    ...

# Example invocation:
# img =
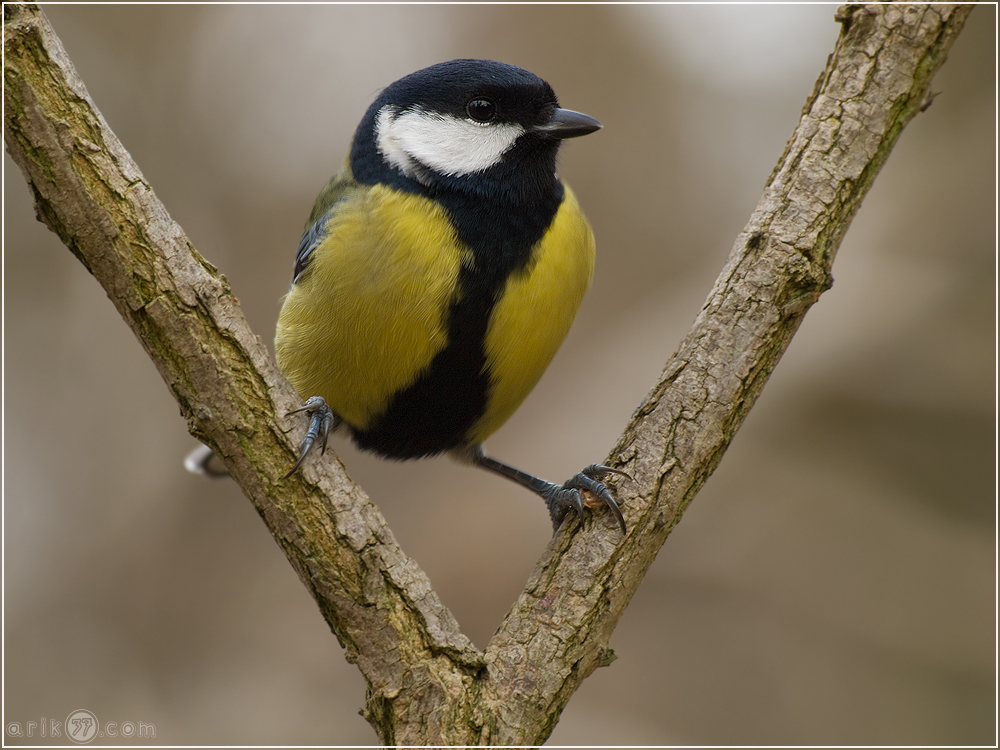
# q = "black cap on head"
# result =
<box><xmin>377</xmin><ymin>59</ymin><xmax>561</xmax><ymax>129</ymax></box>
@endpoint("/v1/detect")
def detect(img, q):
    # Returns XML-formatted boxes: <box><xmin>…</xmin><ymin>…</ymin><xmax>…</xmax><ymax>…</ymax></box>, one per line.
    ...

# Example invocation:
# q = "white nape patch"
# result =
<box><xmin>376</xmin><ymin>105</ymin><xmax>524</xmax><ymax>181</ymax></box>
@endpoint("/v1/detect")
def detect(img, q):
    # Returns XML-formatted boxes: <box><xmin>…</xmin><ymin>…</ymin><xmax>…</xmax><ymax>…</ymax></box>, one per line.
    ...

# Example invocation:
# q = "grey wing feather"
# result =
<box><xmin>290</xmin><ymin>161</ymin><xmax>358</xmax><ymax>286</ymax></box>
<box><xmin>290</xmin><ymin>216</ymin><xmax>330</xmax><ymax>287</ymax></box>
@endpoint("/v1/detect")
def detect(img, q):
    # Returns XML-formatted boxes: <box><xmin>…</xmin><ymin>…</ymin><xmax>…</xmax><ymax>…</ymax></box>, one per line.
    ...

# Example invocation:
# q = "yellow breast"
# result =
<box><xmin>468</xmin><ymin>184</ymin><xmax>595</xmax><ymax>444</ymax></box>
<box><xmin>275</xmin><ymin>184</ymin><xmax>468</xmax><ymax>429</ymax></box>
<box><xmin>275</xmin><ymin>181</ymin><xmax>594</xmax><ymax>450</ymax></box>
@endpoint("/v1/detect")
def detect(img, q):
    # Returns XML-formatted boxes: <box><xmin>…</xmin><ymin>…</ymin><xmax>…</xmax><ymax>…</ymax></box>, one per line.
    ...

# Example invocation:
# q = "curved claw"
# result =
<box><xmin>283</xmin><ymin>396</ymin><xmax>338</xmax><ymax>479</ymax></box>
<box><xmin>581</xmin><ymin>465</ymin><xmax>630</xmax><ymax>534</ymax></box>
<box><xmin>543</xmin><ymin>485</ymin><xmax>587</xmax><ymax>530</ymax></box>
<box><xmin>545</xmin><ymin>467</ymin><xmax>628</xmax><ymax>535</ymax></box>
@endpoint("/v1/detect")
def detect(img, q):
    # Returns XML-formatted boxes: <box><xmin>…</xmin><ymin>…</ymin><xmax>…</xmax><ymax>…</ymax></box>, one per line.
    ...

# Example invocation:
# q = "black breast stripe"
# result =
<box><xmin>351</xmin><ymin>182</ymin><xmax>565</xmax><ymax>458</ymax></box>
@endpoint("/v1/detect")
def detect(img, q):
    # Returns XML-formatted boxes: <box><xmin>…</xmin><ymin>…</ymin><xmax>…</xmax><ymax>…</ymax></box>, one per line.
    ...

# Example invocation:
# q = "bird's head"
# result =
<box><xmin>350</xmin><ymin>59</ymin><xmax>601</xmax><ymax>200</ymax></box>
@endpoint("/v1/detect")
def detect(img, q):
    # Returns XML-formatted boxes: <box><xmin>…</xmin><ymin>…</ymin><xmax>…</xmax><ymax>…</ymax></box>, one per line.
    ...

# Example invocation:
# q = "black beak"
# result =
<box><xmin>534</xmin><ymin>108</ymin><xmax>602</xmax><ymax>139</ymax></box>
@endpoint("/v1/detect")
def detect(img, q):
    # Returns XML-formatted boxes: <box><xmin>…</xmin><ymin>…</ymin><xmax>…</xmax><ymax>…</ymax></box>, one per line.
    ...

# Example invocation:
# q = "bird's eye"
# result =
<box><xmin>466</xmin><ymin>98</ymin><xmax>496</xmax><ymax>123</ymax></box>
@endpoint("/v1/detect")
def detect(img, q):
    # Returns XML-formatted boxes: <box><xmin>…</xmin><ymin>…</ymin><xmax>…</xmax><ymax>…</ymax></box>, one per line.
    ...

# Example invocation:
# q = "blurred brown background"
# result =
<box><xmin>4</xmin><ymin>5</ymin><xmax>994</xmax><ymax>746</ymax></box>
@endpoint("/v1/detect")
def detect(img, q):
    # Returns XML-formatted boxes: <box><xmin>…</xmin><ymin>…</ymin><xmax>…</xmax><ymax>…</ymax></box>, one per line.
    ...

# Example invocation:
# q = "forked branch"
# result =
<box><xmin>3</xmin><ymin>4</ymin><xmax>970</xmax><ymax>744</ymax></box>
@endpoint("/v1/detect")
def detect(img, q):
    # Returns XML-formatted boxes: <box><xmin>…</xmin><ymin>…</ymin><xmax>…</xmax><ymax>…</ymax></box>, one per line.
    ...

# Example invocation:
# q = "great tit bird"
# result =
<box><xmin>275</xmin><ymin>59</ymin><xmax>625</xmax><ymax>533</ymax></box>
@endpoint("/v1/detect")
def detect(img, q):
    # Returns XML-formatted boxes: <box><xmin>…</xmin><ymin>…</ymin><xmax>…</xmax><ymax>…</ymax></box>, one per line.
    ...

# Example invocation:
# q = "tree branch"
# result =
<box><xmin>481</xmin><ymin>7</ymin><xmax>972</xmax><ymax>740</ymax></box>
<box><xmin>3</xmin><ymin>0</ymin><xmax>482</xmax><ymax>737</ymax></box>
<box><xmin>3</xmin><ymin>3</ymin><xmax>971</xmax><ymax>744</ymax></box>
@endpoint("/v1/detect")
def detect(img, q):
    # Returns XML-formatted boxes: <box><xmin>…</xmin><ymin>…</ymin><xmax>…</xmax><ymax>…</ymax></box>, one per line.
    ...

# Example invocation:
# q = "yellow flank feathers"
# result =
<box><xmin>468</xmin><ymin>184</ymin><xmax>595</xmax><ymax>444</ymax></box>
<box><xmin>275</xmin><ymin>183</ymin><xmax>467</xmax><ymax>429</ymax></box>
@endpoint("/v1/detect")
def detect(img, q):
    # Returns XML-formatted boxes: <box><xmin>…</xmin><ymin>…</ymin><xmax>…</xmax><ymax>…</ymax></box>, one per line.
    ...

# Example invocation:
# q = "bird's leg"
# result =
<box><xmin>457</xmin><ymin>445</ymin><xmax>628</xmax><ymax>534</ymax></box>
<box><xmin>284</xmin><ymin>396</ymin><xmax>340</xmax><ymax>478</ymax></box>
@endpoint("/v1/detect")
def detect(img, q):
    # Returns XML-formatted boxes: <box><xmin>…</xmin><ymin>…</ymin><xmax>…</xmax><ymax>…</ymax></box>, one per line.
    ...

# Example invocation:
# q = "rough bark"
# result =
<box><xmin>3</xmin><ymin>3</ymin><xmax>971</xmax><ymax>745</ymax></box>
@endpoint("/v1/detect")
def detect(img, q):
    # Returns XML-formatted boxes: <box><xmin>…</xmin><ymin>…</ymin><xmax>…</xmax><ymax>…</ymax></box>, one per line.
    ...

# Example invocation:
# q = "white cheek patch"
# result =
<box><xmin>376</xmin><ymin>106</ymin><xmax>524</xmax><ymax>179</ymax></box>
